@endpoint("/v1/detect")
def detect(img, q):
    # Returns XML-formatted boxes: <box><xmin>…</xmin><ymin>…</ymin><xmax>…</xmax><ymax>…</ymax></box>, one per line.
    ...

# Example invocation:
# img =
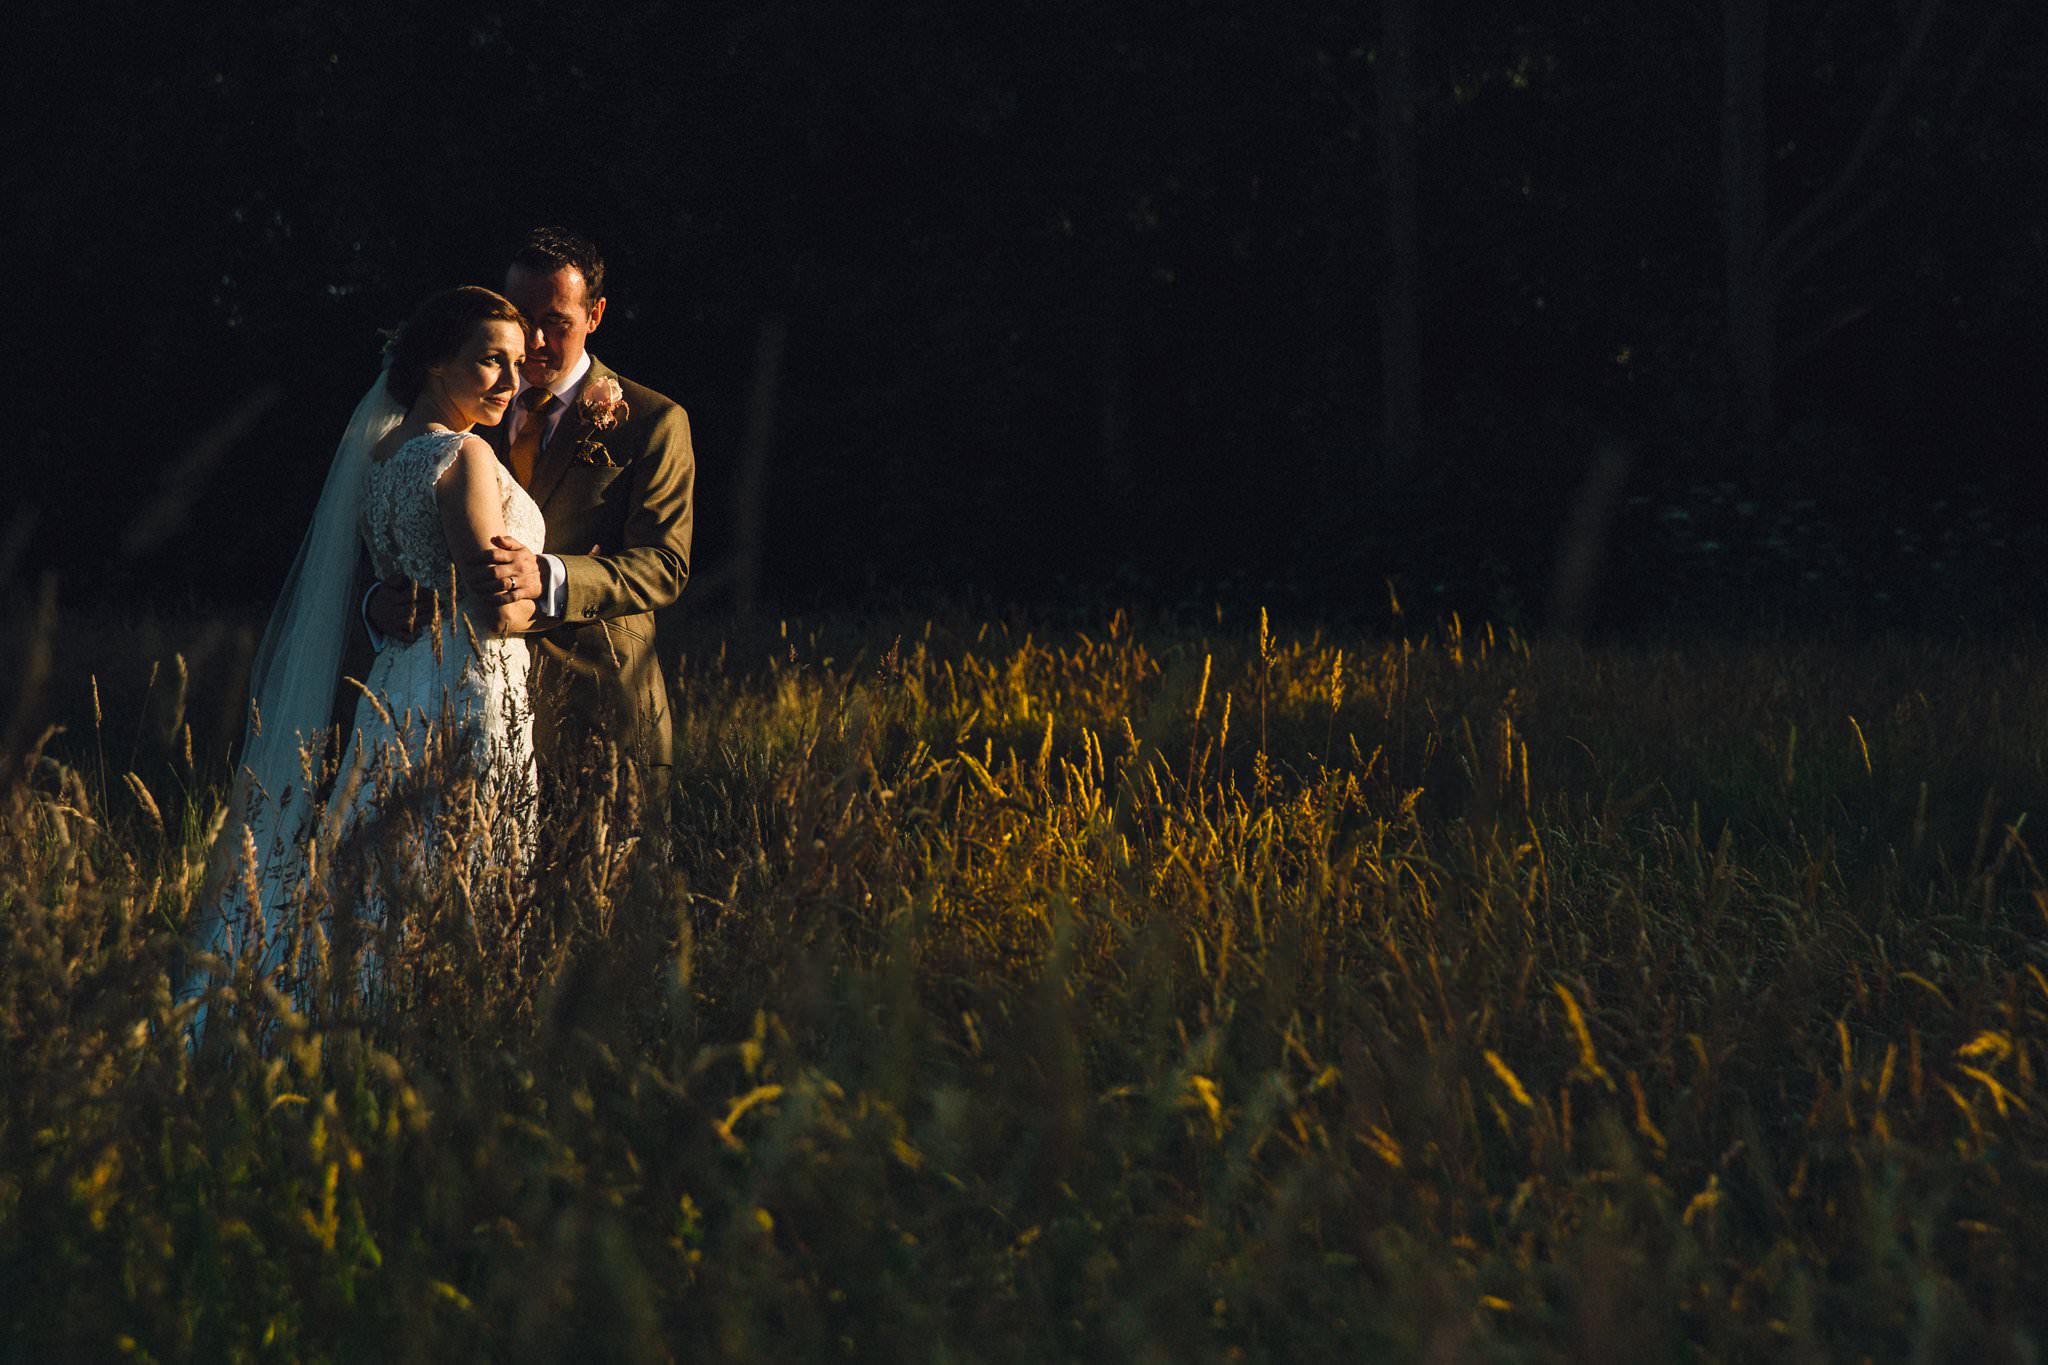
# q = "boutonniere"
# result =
<box><xmin>569</xmin><ymin>375</ymin><xmax>631</xmax><ymax>466</ymax></box>
<box><xmin>578</xmin><ymin>374</ymin><xmax>631</xmax><ymax>432</ymax></box>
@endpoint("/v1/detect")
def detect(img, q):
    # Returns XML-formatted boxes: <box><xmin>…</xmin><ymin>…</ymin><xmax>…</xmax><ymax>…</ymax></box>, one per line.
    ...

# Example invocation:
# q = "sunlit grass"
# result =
<box><xmin>5</xmin><ymin>600</ymin><xmax>2048</xmax><ymax>1361</ymax></box>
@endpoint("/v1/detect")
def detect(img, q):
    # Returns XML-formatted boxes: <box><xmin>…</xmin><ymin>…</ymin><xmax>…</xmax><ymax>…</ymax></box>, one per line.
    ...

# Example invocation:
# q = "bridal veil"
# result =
<box><xmin>186</xmin><ymin>369</ymin><xmax>402</xmax><ymax>1002</ymax></box>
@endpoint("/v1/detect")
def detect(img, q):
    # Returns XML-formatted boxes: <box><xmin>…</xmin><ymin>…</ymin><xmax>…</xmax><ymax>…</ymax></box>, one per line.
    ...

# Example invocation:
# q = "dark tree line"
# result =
<box><xmin>8</xmin><ymin>0</ymin><xmax>2045</xmax><ymax>628</ymax></box>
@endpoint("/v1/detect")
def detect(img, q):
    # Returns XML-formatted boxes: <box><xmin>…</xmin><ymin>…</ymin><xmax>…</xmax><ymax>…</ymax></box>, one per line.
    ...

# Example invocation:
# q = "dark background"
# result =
<box><xmin>6</xmin><ymin>0</ymin><xmax>2045</xmax><ymax>634</ymax></box>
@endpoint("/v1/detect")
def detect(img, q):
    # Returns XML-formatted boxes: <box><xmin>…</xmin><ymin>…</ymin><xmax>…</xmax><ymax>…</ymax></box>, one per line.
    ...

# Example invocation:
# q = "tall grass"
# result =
<box><xmin>5</xmin><ymin>602</ymin><xmax>2048</xmax><ymax>1361</ymax></box>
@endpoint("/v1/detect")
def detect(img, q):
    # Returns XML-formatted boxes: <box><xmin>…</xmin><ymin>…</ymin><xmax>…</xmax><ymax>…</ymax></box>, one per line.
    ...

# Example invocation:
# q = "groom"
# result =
<box><xmin>367</xmin><ymin>228</ymin><xmax>696</xmax><ymax>792</ymax></box>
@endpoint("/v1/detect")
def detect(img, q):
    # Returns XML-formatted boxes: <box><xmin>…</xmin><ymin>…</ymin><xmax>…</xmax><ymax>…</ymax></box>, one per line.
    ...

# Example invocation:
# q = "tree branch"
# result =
<box><xmin>1779</xmin><ymin>299</ymin><xmax>1882</xmax><ymax>374</ymax></box>
<box><xmin>1944</xmin><ymin>0</ymin><xmax>2019</xmax><ymax>133</ymax></box>
<box><xmin>1764</xmin><ymin>0</ymin><xmax>1944</xmax><ymax>287</ymax></box>
<box><xmin>1775</xmin><ymin>177</ymin><xmax>1901</xmax><ymax>289</ymax></box>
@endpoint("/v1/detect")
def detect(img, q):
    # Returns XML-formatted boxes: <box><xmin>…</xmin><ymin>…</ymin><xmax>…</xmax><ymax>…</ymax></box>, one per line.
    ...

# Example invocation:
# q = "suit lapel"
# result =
<box><xmin>529</xmin><ymin>357</ymin><xmax>609</xmax><ymax>513</ymax></box>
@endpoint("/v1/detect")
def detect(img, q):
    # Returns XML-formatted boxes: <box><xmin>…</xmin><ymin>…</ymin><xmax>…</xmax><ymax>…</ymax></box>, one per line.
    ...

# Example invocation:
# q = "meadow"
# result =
<box><xmin>5</xmin><ymin>593</ymin><xmax>2048</xmax><ymax>1362</ymax></box>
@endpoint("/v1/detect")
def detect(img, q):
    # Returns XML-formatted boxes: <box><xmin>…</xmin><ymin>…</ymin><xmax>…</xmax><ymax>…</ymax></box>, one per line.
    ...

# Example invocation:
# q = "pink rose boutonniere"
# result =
<box><xmin>570</xmin><ymin>375</ymin><xmax>632</xmax><ymax>466</ymax></box>
<box><xmin>580</xmin><ymin>375</ymin><xmax>631</xmax><ymax>431</ymax></box>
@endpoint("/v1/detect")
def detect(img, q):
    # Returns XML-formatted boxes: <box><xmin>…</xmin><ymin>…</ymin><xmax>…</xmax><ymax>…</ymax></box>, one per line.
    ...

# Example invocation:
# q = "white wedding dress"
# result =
<box><xmin>341</xmin><ymin>429</ymin><xmax>545</xmax><ymax>852</ymax></box>
<box><xmin>187</xmin><ymin>376</ymin><xmax>546</xmax><ymax>1035</ymax></box>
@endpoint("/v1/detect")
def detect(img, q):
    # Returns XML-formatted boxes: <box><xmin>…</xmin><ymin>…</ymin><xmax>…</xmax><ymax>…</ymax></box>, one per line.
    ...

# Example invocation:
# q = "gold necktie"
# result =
<box><xmin>508</xmin><ymin>389</ymin><xmax>556</xmax><ymax>488</ymax></box>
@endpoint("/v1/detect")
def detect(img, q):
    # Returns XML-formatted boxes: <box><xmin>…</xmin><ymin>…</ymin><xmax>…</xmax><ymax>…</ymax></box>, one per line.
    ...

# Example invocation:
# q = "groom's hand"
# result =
<box><xmin>466</xmin><ymin>536</ymin><xmax>541</xmax><ymax>604</ymax></box>
<box><xmin>366</xmin><ymin>574</ymin><xmax>434</xmax><ymax>644</ymax></box>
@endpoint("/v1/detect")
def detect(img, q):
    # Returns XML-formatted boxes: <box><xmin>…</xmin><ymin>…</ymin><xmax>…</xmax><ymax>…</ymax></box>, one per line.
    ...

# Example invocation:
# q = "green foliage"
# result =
<box><xmin>6</xmin><ymin>607</ymin><xmax>2048</xmax><ymax>1361</ymax></box>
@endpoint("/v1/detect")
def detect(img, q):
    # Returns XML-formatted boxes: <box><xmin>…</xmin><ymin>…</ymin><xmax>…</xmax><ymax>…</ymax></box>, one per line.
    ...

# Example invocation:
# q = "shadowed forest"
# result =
<box><xmin>11</xmin><ymin>4</ymin><xmax>2048</xmax><ymax>1362</ymax></box>
<box><xmin>10</xmin><ymin>0</ymin><xmax>2046</xmax><ymax>630</ymax></box>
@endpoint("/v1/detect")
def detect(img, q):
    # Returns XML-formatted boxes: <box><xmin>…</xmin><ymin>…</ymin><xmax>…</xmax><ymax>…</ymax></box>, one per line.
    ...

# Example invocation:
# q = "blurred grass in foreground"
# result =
<box><xmin>6</xmin><ymin>598</ymin><xmax>2048</xmax><ymax>1362</ymax></box>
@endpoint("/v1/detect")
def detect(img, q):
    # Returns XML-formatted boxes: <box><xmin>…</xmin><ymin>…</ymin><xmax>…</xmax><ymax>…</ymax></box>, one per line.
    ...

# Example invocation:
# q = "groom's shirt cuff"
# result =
<box><xmin>539</xmin><ymin>553</ymin><xmax>568</xmax><ymax>618</ymax></box>
<box><xmin>362</xmin><ymin>585</ymin><xmax>388</xmax><ymax>653</ymax></box>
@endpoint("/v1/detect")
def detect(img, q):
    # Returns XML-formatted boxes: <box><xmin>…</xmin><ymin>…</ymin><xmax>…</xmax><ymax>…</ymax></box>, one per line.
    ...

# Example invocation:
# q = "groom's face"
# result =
<box><xmin>505</xmin><ymin>264</ymin><xmax>606</xmax><ymax>390</ymax></box>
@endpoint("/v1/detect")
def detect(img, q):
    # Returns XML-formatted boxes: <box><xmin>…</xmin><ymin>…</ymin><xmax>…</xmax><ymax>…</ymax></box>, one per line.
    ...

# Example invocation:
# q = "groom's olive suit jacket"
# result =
<box><xmin>344</xmin><ymin>358</ymin><xmax>695</xmax><ymax>776</ymax></box>
<box><xmin>486</xmin><ymin>358</ymin><xmax>696</xmax><ymax>774</ymax></box>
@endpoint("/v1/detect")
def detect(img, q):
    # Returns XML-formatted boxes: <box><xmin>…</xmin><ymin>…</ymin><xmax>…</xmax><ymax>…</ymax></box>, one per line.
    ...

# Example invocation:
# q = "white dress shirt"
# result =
<box><xmin>512</xmin><ymin>351</ymin><xmax>593</xmax><ymax>620</ymax></box>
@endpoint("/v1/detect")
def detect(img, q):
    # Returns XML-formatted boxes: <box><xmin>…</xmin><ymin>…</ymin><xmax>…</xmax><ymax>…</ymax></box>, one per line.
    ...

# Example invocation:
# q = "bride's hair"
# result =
<box><xmin>386</xmin><ymin>286</ymin><xmax>528</xmax><ymax>408</ymax></box>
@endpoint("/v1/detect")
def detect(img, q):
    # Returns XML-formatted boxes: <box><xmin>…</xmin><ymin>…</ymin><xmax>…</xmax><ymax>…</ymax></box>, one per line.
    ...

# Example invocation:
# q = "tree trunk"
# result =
<box><xmin>1376</xmin><ymin>0</ymin><xmax>1421</xmax><ymax>480</ymax></box>
<box><xmin>733</xmin><ymin>315</ymin><xmax>785</xmax><ymax>622</ymax></box>
<box><xmin>1723</xmin><ymin>0</ymin><xmax>1774</xmax><ymax>460</ymax></box>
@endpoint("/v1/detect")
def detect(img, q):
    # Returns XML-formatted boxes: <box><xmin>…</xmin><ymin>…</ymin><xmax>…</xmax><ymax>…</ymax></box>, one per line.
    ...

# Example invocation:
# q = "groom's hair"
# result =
<box><xmin>386</xmin><ymin>287</ymin><xmax>528</xmax><ymax>408</ymax></box>
<box><xmin>512</xmin><ymin>227</ymin><xmax>606</xmax><ymax>302</ymax></box>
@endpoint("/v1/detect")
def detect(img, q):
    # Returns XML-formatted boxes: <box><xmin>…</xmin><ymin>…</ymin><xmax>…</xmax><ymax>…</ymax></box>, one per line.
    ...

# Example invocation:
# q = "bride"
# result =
<box><xmin>189</xmin><ymin>286</ymin><xmax>546</xmax><ymax>1010</ymax></box>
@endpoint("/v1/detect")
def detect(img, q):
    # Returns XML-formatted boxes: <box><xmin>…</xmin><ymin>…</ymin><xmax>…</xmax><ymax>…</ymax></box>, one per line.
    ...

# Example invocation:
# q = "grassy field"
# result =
<box><xmin>6</xmin><ymin>596</ymin><xmax>2048</xmax><ymax>1362</ymax></box>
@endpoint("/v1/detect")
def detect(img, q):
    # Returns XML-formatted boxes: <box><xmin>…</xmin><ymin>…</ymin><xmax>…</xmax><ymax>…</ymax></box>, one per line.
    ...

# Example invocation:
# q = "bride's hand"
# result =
<box><xmin>464</xmin><ymin>535</ymin><xmax>541</xmax><ymax>604</ymax></box>
<box><xmin>367</xmin><ymin>575</ymin><xmax>436</xmax><ymax>643</ymax></box>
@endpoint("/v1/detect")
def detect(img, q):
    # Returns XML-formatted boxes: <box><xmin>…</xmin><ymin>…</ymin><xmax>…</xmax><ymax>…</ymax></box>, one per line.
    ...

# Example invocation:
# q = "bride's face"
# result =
<box><xmin>429</xmin><ymin>320</ymin><xmax>525</xmax><ymax>427</ymax></box>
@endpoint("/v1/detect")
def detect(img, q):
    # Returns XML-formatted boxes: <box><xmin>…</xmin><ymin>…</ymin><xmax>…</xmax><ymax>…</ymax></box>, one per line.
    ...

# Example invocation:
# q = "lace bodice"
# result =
<box><xmin>361</xmin><ymin>430</ymin><xmax>545</xmax><ymax>586</ymax></box>
<box><xmin>341</xmin><ymin>426</ymin><xmax>542</xmax><ymax>871</ymax></box>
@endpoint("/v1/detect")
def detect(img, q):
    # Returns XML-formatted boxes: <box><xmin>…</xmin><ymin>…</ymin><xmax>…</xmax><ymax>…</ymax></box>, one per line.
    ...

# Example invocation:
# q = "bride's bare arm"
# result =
<box><xmin>435</xmin><ymin>437</ymin><xmax>538</xmax><ymax>635</ymax></box>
